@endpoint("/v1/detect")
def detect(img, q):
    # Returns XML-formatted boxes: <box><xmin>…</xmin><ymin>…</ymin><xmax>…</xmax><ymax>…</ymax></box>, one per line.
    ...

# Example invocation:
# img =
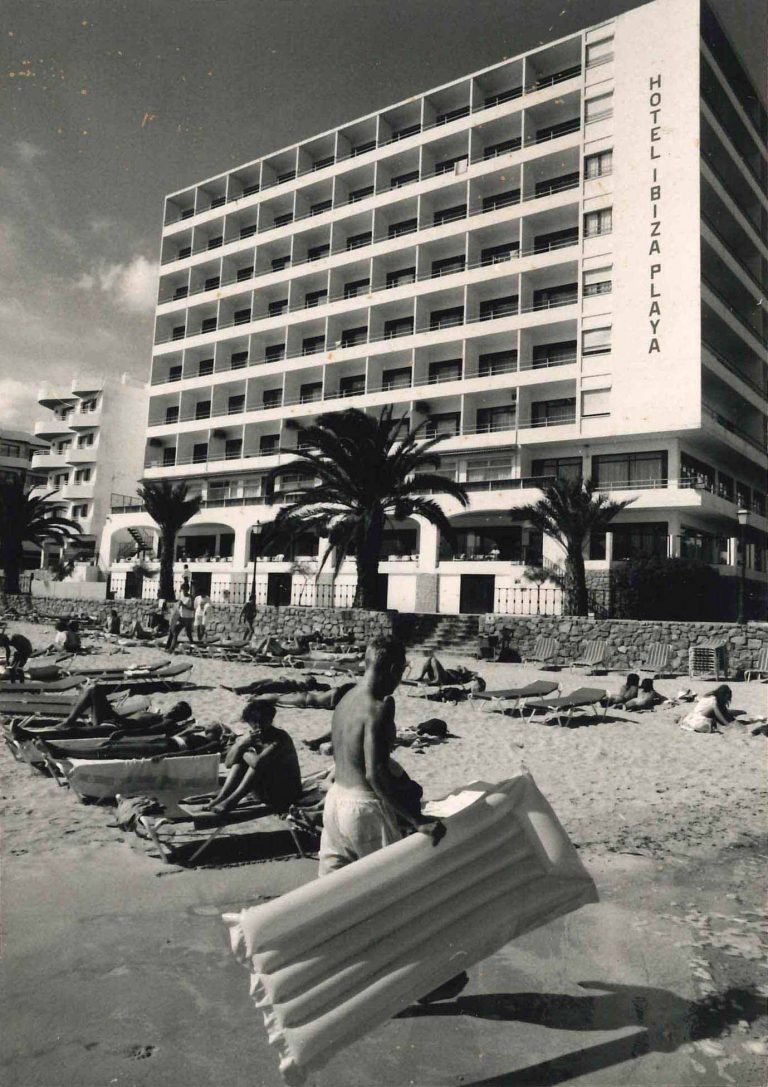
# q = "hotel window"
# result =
<box><xmin>260</xmin><ymin>434</ymin><xmax>279</xmax><ymax>453</ymax></box>
<box><xmin>72</xmin><ymin>504</ymin><xmax>89</xmax><ymax>518</ymax></box>
<box><xmin>465</xmin><ymin>455</ymin><xmax>515</xmax><ymax>482</ymax></box>
<box><xmin>162</xmin><ymin>448</ymin><xmax>177</xmax><ymax>466</ymax></box>
<box><xmin>431</xmin><ymin>255</ymin><xmax>465</xmax><ymax>277</ymax></box>
<box><xmin>236</xmin><ymin>266</ymin><xmax>254</xmax><ymax>282</ymax></box>
<box><xmin>198</xmin><ymin>358</ymin><xmax>214</xmax><ymax>376</ymax></box>
<box><xmin>484</xmin><ymin>86</ymin><xmax>522</xmax><ymax>108</ymax></box>
<box><xmin>481</xmin><ymin>242</ymin><xmax>518</xmax><ymax>265</ymax></box>
<box><xmin>307</xmin><ymin>243</ymin><xmax>330</xmax><ymax>261</ymax></box>
<box><xmin>305</xmin><ymin>289</ymin><xmax>328</xmax><ymax>309</ymax></box>
<box><xmin>482</xmin><ymin>189</ymin><xmax>520</xmax><ymax>212</ymax></box>
<box><xmin>339</xmin><ymin>375</ymin><xmax>366</xmax><ymax>397</ymax></box>
<box><xmin>78</xmin><ymin>433</ymin><xmax>95</xmax><ymax>447</ymax></box>
<box><xmin>585</xmin><ymin>149</ymin><xmax>613</xmax><ymax>178</ymax></box>
<box><xmin>169</xmin><ymin>364</ymin><xmax>183</xmax><ymax>381</ymax></box>
<box><xmin>346</xmin><ymin>231</ymin><xmax>372</xmax><ymax>251</ymax></box>
<box><xmin>230</xmin><ymin>351</ymin><xmax>248</xmax><ymax>369</ymax></box>
<box><xmin>433</xmin><ymin>203</ymin><xmax>467</xmax><ymax>226</ymax></box>
<box><xmin>192</xmin><ymin>442</ymin><xmax>208</xmax><ymax>464</ymax></box>
<box><xmin>533</xmin><ymin>283</ymin><xmax>577</xmax><ymax>309</ymax></box>
<box><xmin>242</xmin><ymin>183</ymin><xmax>259</xmax><ymax>197</ymax></box>
<box><xmin>583</xmin><ymin>267</ymin><xmax>612</xmax><ymax>296</ymax></box>
<box><xmin>271</xmin><ymin>255</ymin><xmax>291</xmax><ymax>271</ymax></box>
<box><xmin>611</xmin><ymin>523</ymin><xmax>669</xmax><ymax>560</ymax></box>
<box><xmin>430</xmin><ymin>305</ymin><xmax>464</xmax><ymax>330</ymax></box>
<box><xmin>582</xmin><ymin>326</ymin><xmax>612</xmax><ymax>355</ymax></box>
<box><xmin>240</xmin><ymin>223</ymin><xmax>257</xmax><ymax>239</ymax></box>
<box><xmin>388</xmin><ymin>218</ymin><xmax>417</xmax><ymax>238</ymax></box>
<box><xmin>476</xmin><ymin>404</ymin><xmax>516</xmax><ymax>433</ymax></box>
<box><xmin>535</xmin><ymin>171</ymin><xmax>579</xmax><ymax>198</ymax></box>
<box><xmin>425</xmin><ymin>412</ymin><xmax>460</xmax><ymax>438</ymax></box>
<box><xmin>585</xmin><ymin>93</ymin><xmax>614</xmax><ymax>124</ymax></box>
<box><xmin>273</xmin><ymin>212</ymin><xmax>293</xmax><ymax>227</ymax></box>
<box><xmin>581</xmin><ymin>388</ymin><xmax>611</xmax><ymax>417</ymax></box>
<box><xmin>277</xmin><ymin>169</ymin><xmax>296</xmax><ymax>184</ymax></box>
<box><xmin>234</xmin><ymin>308</ymin><xmax>251</xmax><ymax>325</ymax></box>
<box><xmin>384</xmin><ymin>316</ymin><xmax>414</xmax><ymax>339</ymax></box>
<box><xmin>310</xmin><ymin>199</ymin><xmax>333</xmax><ymax>216</ymax></box>
<box><xmin>81</xmin><ymin>398</ymin><xmax>98</xmax><ymax>412</ymax></box>
<box><xmin>180</xmin><ymin>207</ymin><xmax>194</xmax><ymax>220</ymax></box>
<box><xmin>207</xmin><ymin>235</ymin><xmax>223</xmax><ymax>250</ymax></box>
<box><xmin>386</xmin><ymin>267</ymin><xmax>416</xmax><ymax>288</ymax></box>
<box><xmin>435</xmin><ymin>105</ymin><xmax>469</xmax><ymax>126</ymax></box>
<box><xmin>313</xmin><ymin>155</ymin><xmax>335</xmax><ymax>171</ymax></box>
<box><xmin>210</xmin><ymin>195</ymin><xmax>225</xmax><ymax>209</ymax></box>
<box><xmin>478</xmin><ymin>349</ymin><xmax>517</xmax><ymax>376</ymax></box>
<box><xmin>532</xmin><ymin>341</ymin><xmax>577</xmax><ymax>366</ymax></box>
<box><xmin>165</xmin><ymin>406</ymin><xmax>179</xmax><ymax>424</ymax></box>
<box><xmin>592</xmin><ymin>451</ymin><xmax>668</xmax><ymax>487</ymax></box>
<box><xmin>300</xmin><ymin>382</ymin><xmax>323</xmax><ymax>404</ymax></box>
<box><xmin>480</xmin><ymin>294</ymin><xmax>518</xmax><ymax>320</ymax></box>
<box><xmin>586</xmin><ymin>38</ymin><xmax>614</xmax><ymax>67</ymax></box>
<box><xmin>531</xmin><ymin>456</ymin><xmax>582</xmax><ymax>482</ymax></box>
<box><xmin>225</xmin><ymin>438</ymin><xmax>242</xmax><ymax>460</ymax></box>
<box><xmin>351</xmin><ymin>139</ymin><xmax>377</xmax><ymax>157</ymax></box>
<box><xmin>348</xmin><ymin>184</ymin><xmax>374</xmax><ymax>203</ymax></box>
<box><xmin>178</xmin><ymin>246</ymin><xmax>192</xmax><ymax>259</ymax></box>
<box><xmin>584</xmin><ymin>207</ymin><xmax>612</xmax><ymax>237</ymax></box>
<box><xmin>483</xmin><ymin>137</ymin><xmax>521</xmax><ymax>160</ymax></box>
<box><xmin>172</xmin><ymin>325</ymin><xmax>186</xmax><ymax>341</ymax></box>
<box><xmin>227</xmin><ymin>394</ymin><xmax>245</xmax><ymax>414</ymax></box>
<box><xmin>382</xmin><ymin>366</ymin><xmax>412</xmax><ymax>390</ymax></box>
<box><xmin>344</xmin><ymin>278</ymin><xmax>370</xmax><ymax>299</ymax></box>
<box><xmin>173</xmin><ymin>285</ymin><xmax>188</xmax><ymax>300</ymax></box>
<box><xmin>74</xmin><ymin>468</ymin><xmax>91</xmax><ymax>482</ymax></box>
<box><xmin>200</xmin><ymin>317</ymin><xmax>218</xmax><ymax>333</ymax></box>
<box><xmin>262</xmin><ymin>389</ymin><xmax>282</xmax><ymax>408</ymax></box>
<box><xmin>429</xmin><ymin>359</ymin><xmax>462</xmax><ymax>383</ymax></box>
<box><xmin>531</xmin><ymin>398</ymin><xmax>576</xmax><ymax>426</ymax></box>
<box><xmin>536</xmin><ymin>117</ymin><xmax>580</xmax><ymax>142</ymax></box>
<box><xmin>195</xmin><ymin>400</ymin><xmax>212</xmax><ymax>420</ymax></box>
<box><xmin>392</xmin><ymin>122</ymin><xmax>421</xmax><ymax>140</ymax></box>
<box><xmin>390</xmin><ymin>170</ymin><xmax>420</xmax><ymax>189</ymax></box>
<box><xmin>264</xmin><ymin>343</ymin><xmax>286</xmax><ymax>363</ymax></box>
<box><xmin>268</xmin><ymin>299</ymin><xmax>288</xmax><ymax>317</ymax></box>
<box><xmin>434</xmin><ymin>155</ymin><xmax>468</xmax><ymax>175</ymax></box>
<box><xmin>302</xmin><ymin>335</ymin><xmax>325</xmax><ymax>355</ymax></box>
<box><xmin>340</xmin><ymin>326</ymin><xmax>368</xmax><ymax>347</ymax></box>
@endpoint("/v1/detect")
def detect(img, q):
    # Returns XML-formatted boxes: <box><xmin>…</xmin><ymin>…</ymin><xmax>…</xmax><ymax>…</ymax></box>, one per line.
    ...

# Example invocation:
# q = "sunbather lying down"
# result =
<box><xmin>304</xmin><ymin>718</ymin><xmax>450</xmax><ymax>755</ymax></box>
<box><xmin>244</xmin><ymin>681</ymin><xmax>357</xmax><ymax>711</ymax></box>
<box><xmin>248</xmin><ymin>634</ymin><xmax>312</xmax><ymax>658</ymax></box>
<box><xmin>413</xmin><ymin>656</ymin><xmax>485</xmax><ymax>691</ymax></box>
<box><xmin>57</xmin><ymin>679</ymin><xmax>192</xmax><ymax>732</ymax></box>
<box><xmin>223</xmin><ymin>676</ymin><xmax>329</xmax><ymax>697</ymax></box>
<box><xmin>206</xmin><ymin>701</ymin><xmax>302</xmax><ymax>815</ymax></box>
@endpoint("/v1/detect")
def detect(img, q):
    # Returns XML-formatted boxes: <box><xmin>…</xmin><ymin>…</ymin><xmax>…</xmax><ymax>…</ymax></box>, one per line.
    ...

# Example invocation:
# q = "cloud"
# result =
<box><xmin>77</xmin><ymin>255</ymin><xmax>157</xmax><ymax>312</ymax></box>
<box><xmin>15</xmin><ymin>140</ymin><xmax>45</xmax><ymax>163</ymax></box>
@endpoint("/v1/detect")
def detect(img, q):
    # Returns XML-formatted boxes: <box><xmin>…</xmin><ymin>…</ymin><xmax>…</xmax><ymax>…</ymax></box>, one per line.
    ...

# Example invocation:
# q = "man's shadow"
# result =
<box><xmin>398</xmin><ymin>982</ymin><xmax>765</xmax><ymax>1086</ymax></box>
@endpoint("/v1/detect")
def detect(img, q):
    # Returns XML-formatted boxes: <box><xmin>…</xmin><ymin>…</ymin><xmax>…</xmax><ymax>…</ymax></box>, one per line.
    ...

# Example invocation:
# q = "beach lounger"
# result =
<box><xmin>0</xmin><ymin>675</ymin><xmax>85</xmax><ymax>694</ymax></box>
<box><xmin>570</xmin><ymin>640</ymin><xmax>608</xmax><ymax>673</ymax></box>
<box><xmin>744</xmin><ymin>646</ymin><xmax>768</xmax><ymax>682</ymax></box>
<box><xmin>525</xmin><ymin>635</ymin><xmax>561</xmax><ymax>669</ymax></box>
<box><xmin>523</xmin><ymin>686</ymin><xmax>608</xmax><ymax>725</ymax></box>
<box><xmin>636</xmin><ymin>642</ymin><xmax>674</xmax><ymax>676</ymax></box>
<box><xmin>470</xmin><ymin>680</ymin><xmax>560</xmax><ymax>713</ymax></box>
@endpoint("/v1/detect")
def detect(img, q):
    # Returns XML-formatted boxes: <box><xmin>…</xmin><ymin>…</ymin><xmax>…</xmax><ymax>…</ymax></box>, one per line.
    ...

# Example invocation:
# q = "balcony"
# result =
<box><xmin>66</xmin><ymin>445</ymin><xmax>99</xmax><ymax>464</ymax></box>
<box><xmin>30</xmin><ymin>449</ymin><xmax>70</xmax><ymax>470</ymax></box>
<box><xmin>69</xmin><ymin>408</ymin><xmax>102</xmax><ymax>430</ymax></box>
<box><xmin>34</xmin><ymin>418</ymin><xmax>73</xmax><ymax>440</ymax></box>
<box><xmin>702</xmin><ymin>402</ymin><xmax>766</xmax><ymax>457</ymax></box>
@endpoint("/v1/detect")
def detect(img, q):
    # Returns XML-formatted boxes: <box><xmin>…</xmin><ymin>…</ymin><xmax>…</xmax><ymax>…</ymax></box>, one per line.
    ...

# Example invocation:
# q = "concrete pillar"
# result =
<box><xmin>727</xmin><ymin>536</ymin><xmax>739</xmax><ymax>568</ymax></box>
<box><xmin>667</xmin><ymin>440</ymin><xmax>680</xmax><ymax>486</ymax></box>
<box><xmin>417</xmin><ymin>519</ymin><xmax>440</xmax><ymax>572</ymax></box>
<box><xmin>231</xmin><ymin>523</ymin><xmax>251</xmax><ymax>571</ymax></box>
<box><xmin>604</xmin><ymin>530</ymin><xmax>614</xmax><ymax>565</ymax></box>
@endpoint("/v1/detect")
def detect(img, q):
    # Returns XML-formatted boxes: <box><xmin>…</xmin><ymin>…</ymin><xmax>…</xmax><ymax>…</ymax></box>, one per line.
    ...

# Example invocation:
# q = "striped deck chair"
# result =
<box><xmin>570</xmin><ymin>640</ymin><xmax>608</xmax><ymax>673</ymax></box>
<box><xmin>525</xmin><ymin>636</ymin><xmax>561</xmax><ymax>669</ymax></box>
<box><xmin>744</xmin><ymin>646</ymin><xmax>768</xmax><ymax>683</ymax></box>
<box><xmin>636</xmin><ymin>642</ymin><xmax>673</xmax><ymax>676</ymax></box>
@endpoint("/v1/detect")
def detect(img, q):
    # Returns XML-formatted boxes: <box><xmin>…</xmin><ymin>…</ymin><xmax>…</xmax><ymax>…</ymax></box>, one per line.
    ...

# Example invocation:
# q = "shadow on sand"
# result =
<box><xmin>398</xmin><ymin>982</ymin><xmax>765</xmax><ymax>1085</ymax></box>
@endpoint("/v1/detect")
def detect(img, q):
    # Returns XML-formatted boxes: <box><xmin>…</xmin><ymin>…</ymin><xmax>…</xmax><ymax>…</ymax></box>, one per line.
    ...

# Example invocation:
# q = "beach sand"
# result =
<box><xmin>2</xmin><ymin>620</ymin><xmax>766</xmax><ymax>1086</ymax></box>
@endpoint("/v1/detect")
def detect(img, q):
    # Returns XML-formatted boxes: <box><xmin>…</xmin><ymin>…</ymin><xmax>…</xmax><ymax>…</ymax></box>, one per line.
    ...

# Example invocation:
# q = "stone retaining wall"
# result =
<box><xmin>482</xmin><ymin>615</ymin><xmax>768</xmax><ymax>675</ymax></box>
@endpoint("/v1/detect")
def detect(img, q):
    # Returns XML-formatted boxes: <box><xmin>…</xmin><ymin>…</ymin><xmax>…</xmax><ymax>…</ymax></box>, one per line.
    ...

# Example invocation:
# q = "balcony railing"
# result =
<box><xmin>700</xmin><ymin>215</ymin><xmax>766</xmax><ymax>296</ymax></box>
<box><xmin>156</xmin><ymin>174</ymin><xmax>581</xmax><ymax>317</ymax></box>
<box><xmin>701</xmin><ymin>276</ymin><xmax>766</xmax><ymax>344</ymax></box>
<box><xmin>702</xmin><ymin>340</ymin><xmax>766</xmax><ymax>395</ymax></box>
<box><xmin>702</xmin><ymin>403</ymin><xmax>766</xmax><ymax>453</ymax></box>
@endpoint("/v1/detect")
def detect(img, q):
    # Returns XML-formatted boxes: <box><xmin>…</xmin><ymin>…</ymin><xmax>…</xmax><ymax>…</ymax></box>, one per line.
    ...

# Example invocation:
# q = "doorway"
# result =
<box><xmin>459</xmin><ymin>574</ymin><xmax>495</xmax><ymax>614</ymax></box>
<box><xmin>267</xmin><ymin>572</ymin><xmax>292</xmax><ymax>607</ymax></box>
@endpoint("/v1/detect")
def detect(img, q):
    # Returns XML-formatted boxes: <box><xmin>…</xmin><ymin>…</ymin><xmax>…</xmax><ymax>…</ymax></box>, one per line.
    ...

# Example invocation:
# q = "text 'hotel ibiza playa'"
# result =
<box><xmin>102</xmin><ymin>0</ymin><xmax>767</xmax><ymax>615</ymax></box>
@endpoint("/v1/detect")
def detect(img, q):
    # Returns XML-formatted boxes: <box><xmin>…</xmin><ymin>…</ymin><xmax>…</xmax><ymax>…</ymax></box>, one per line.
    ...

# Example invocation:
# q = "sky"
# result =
<box><xmin>0</xmin><ymin>0</ymin><xmax>764</xmax><ymax>432</ymax></box>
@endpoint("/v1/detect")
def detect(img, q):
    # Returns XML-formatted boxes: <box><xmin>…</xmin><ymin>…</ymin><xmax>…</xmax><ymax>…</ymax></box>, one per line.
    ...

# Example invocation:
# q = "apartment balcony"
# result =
<box><xmin>65</xmin><ymin>446</ymin><xmax>99</xmax><ymax>465</ymax></box>
<box><xmin>34</xmin><ymin>418</ymin><xmax>72</xmax><ymax>440</ymax></box>
<box><xmin>702</xmin><ymin>402</ymin><xmax>767</xmax><ymax>462</ymax></box>
<box><xmin>69</xmin><ymin>407</ymin><xmax>103</xmax><ymax>430</ymax></box>
<box><xmin>30</xmin><ymin>449</ymin><xmax>70</xmax><ymax>470</ymax></box>
<box><xmin>59</xmin><ymin>482</ymin><xmax>96</xmax><ymax>501</ymax></box>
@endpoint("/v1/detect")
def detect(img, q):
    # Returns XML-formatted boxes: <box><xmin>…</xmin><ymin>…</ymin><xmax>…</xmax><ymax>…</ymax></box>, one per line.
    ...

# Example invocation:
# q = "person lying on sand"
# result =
<box><xmin>602</xmin><ymin>673</ymin><xmax>640</xmax><ymax>708</ymax></box>
<box><xmin>413</xmin><ymin>655</ymin><xmax>480</xmax><ymax>687</ymax></box>
<box><xmin>248</xmin><ymin>681</ymin><xmax>357</xmax><ymax>711</ymax></box>
<box><xmin>205</xmin><ymin>701</ymin><xmax>302</xmax><ymax>814</ymax></box>
<box><xmin>249</xmin><ymin>633</ymin><xmax>311</xmax><ymax>658</ymax></box>
<box><xmin>624</xmin><ymin>677</ymin><xmax>668</xmax><ymax>711</ymax></box>
<box><xmin>57</xmin><ymin>679</ymin><xmax>192</xmax><ymax>731</ymax></box>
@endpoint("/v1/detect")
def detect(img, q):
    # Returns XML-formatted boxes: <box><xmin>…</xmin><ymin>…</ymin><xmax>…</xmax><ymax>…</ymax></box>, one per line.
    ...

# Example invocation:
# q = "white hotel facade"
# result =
<box><xmin>102</xmin><ymin>0</ymin><xmax>767</xmax><ymax>614</ymax></box>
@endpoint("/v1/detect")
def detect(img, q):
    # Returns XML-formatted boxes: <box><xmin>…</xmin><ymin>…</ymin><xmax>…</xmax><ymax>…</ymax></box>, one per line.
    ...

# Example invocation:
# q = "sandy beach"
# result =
<box><xmin>2</xmin><ymin>620</ymin><xmax>767</xmax><ymax>1087</ymax></box>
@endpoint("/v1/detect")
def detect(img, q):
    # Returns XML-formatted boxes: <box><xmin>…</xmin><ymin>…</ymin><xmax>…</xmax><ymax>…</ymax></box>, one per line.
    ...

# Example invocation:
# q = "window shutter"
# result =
<box><xmin>584</xmin><ymin>266</ymin><xmax>612</xmax><ymax>288</ymax></box>
<box><xmin>582</xmin><ymin>326</ymin><xmax>612</xmax><ymax>354</ymax></box>
<box><xmin>581</xmin><ymin>388</ymin><xmax>611</xmax><ymax>416</ymax></box>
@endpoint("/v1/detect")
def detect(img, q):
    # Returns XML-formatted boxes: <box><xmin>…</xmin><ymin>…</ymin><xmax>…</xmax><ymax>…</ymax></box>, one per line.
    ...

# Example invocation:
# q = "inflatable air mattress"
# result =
<box><xmin>223</xmin><ymin>773</ymin><xmax>598</xmax><ymax>1084</ymax></box>
<box><xmin>57</xmin><ymin>752</ymin><xmax>220</xmax><ymax>800</ymax></box>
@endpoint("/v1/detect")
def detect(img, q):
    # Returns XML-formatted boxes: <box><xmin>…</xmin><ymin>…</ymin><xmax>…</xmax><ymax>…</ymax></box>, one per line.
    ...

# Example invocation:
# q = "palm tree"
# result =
<box><xmin>267</xmin><ymin>406</ymin><xmax>470</xmax><ymax>609</ymax></box>
<box><xmin>0</xmin><ymin>478</ymin><xmax>82</xmax><ymax>594</ymax></box>
<box><xmin>518</xmin><ymin>477</ymin><xmax>634</xmax><ymax>616</ymax></box>
<box><xmin>137</xmin><ymin>480</ymin><xmax>202</xmax><ymax>601</ymax></box>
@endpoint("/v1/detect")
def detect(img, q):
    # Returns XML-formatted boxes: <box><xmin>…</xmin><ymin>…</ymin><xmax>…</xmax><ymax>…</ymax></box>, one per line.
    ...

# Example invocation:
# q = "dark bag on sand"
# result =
<box><xmin>416</xmin><ymin>718</ymin><xmax>448</xmax><ymax>739</ymax></box>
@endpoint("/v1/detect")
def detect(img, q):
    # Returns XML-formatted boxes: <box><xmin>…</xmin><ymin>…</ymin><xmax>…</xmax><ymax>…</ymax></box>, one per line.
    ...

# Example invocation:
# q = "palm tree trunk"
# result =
<box><xmin>158</xmin><ymin>529</ymin><xmax>176</xmax><ymax>601</ymax></box>
<box><xmin>2</xmin><ymin>559</ymin><xmax>21</xmax><ymax>595</ymax></box>
<box><xmin>564</xmin><ymin>545</ymin><xmax>589</xmax><ymax>616</ymax></box>
<box><xmin>354</xmin><ymin>515</ymin><xmax>384</xmax><ymax>609</ymax></box>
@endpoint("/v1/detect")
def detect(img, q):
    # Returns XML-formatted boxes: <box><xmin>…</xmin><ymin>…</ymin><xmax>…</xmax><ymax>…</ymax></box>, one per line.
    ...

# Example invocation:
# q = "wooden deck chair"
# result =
<box><xmin>525</xmin><ymin>635</ymin><xmax>561</xmax><ymax>669</ymax></box>
<box><xmin>570</xmin><ymin>640</ymin><xmax>608</xmax><ymax>673</ymax></box>
<box><xmin>523</xmin><ymin>686</ymin><xmax>608</xmax><ymax>725</ymax></box>
<box><xmin>470</xmin><ymin>680</ymin><xmax>560</xmax><ymax>713</ymax></box>
<box><xmin>636</xmin><ymin>642</ymin><xmax>673</xmax><ymax>676</ymax></box>
<box><xmin>744</xmin><ymin>646</ymin><xmax>768</xmax><ymax>682</ymax></box>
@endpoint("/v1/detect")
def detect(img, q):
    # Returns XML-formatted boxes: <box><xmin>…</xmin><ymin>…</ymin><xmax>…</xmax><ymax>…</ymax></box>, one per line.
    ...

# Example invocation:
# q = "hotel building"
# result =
<box><xmin>32</xmin><ymin>374</ymin><xmax>148</xmax><ymax>563</ymax></box>
<box><xmin>102</xmin><ymin>0</ymin><xmax>767</xmax><ymax>614</ymax></box>
<box><xmin>0</xmin><ymin>428</ymin><xmax>48</xmax><ymax>489</ymax></box>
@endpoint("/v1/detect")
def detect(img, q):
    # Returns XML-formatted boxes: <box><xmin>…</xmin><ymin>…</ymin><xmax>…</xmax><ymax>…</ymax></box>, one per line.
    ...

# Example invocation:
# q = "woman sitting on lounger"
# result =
<box><xmin>623</xmin><ymin>677</ymin><xmax>667</xmax><ymax>711</ymax></box>
<box><xmin>206</xmin><ymin>701</ymin><xmax>302</xmax><ymax>814</ymax></box>
<box><xmin>603</xmin><ymin>673</ymin><xmax>640</xmax><ymax>707</ymax></box>
<box><xmin>679</xmin><ymin>685</ymin><xmax>736</xmax><ymax>733</ymax></box>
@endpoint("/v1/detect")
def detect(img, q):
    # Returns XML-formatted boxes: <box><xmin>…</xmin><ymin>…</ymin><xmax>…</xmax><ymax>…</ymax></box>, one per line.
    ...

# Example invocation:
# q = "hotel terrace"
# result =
<box><xmin>101</xmin><ymin>0</ymin><xmax>767</xmax><ymax>614</ymax></box>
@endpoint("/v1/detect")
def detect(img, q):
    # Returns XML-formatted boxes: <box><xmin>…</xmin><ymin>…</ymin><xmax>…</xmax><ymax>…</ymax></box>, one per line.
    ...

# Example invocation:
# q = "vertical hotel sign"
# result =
<box><xmin>648</xmin><ymin>74</ymin><xmax>662</xmax><ymax>354</ymax></box>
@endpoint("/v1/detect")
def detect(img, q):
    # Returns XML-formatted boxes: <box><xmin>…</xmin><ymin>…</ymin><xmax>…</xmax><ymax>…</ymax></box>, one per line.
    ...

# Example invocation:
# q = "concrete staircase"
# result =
<box><xmin>397</xmin><ymin>613</ymin><xmax>481</xmax><ymax>655</ymax></box>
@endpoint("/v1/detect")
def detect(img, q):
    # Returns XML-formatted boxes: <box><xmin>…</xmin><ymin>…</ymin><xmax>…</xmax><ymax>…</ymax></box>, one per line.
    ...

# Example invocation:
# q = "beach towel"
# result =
<box><xmin>223</xmin><ymin>773</ymin><xmax>598</xmax><ymax>1085</ymax></box>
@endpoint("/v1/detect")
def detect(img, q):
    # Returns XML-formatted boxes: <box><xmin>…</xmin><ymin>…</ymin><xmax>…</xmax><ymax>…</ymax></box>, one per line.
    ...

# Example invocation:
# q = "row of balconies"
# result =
<box><xmin>163</xmin><ymin>41</ymin><xmax>590</xmax><ymax>226</ymax></box>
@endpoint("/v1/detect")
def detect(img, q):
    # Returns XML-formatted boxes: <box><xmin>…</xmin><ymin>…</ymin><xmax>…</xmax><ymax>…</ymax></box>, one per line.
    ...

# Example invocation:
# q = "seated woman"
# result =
<box><xmin>603</xmin><ymin>673</ymin><xmax>640</xmax><ymax>707</ymax></box>
<box><xmin>57</xmin><ymin>679</ymin><xmax>192</xmax><ymax>731</ymax></box>
<box><xmin>105</xmin><ymin>609</ymin><xmax>122</xmax><ymax>637</ymax></box>
<box><xmin>414</xmin><ymin>656</ymin><xmax>479</xmax><ymax>688</ymax></box>
<box><xmin>624</xmin><ymin>677</ymin><xmax>667</xmax><ymax>712</ymax></box>
<box><xmin>123</xmin><ymin>615</ymin><xmax>155</xmax><ymax>640</ymax></box>
<box><xmin>679</xmin><ymin>685</ymin><xmax>736</xmax><ymax>733</ymax></box>
<box><xmin>206</xmin><ymin>701</ymin><xmax>302</xmax><ymax>814</ymax></box>
<box><xmin>147</xmin><ymin>600</ymin><xmax>170</xmax><ymax>635</ymax></box>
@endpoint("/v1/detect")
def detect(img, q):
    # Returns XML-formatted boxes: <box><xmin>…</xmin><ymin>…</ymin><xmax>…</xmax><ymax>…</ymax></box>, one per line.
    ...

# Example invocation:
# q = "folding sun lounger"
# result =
<box><xmin>0</xmin><ymin>675</ymin><xmax>85</xmax><ymax>694</ymax></box>
<box><xmin>525</xmin><ymin>635</ymin><xmax>561</xmax><ymax>669</ymax></box>
<box><xmin>570</xmin><ymin>640</ymin><xmax>608</xmax><ymax>673</ymax></box>
<box><xmin>522</xmin><ymin>686</ymin><xmax>608</xmax><ymax>725</ymax></box>
<box><xmin>471</xmin><ymin>680</ymin><xmax>560</xmax><ymax>713</ymax></box>
<box><xmin>636</xmin><ymin>642</ymin><xmax>674</xmax><ymax>676</ymax></box>
<box><xmin>744</xmin><ymin>646</ymin><xmax>768</xmax><ymax>683</ymax></box>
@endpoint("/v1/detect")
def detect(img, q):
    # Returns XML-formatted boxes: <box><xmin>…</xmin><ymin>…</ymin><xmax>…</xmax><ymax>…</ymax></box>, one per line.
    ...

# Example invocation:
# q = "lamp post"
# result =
<box><xmin>736</xmin><ymin>507</ymin><xmax>749</xmax><ymax>625</ymax></box>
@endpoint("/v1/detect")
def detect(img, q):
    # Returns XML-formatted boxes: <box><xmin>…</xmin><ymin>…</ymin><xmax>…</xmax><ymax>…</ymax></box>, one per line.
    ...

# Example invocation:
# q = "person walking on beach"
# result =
<box><xmin>239</xmin><ymin>596</ymin><xmax>257</xmax><ymax>638</ymax></box>
<box><xmin>166</xmin><ymin>586</ymin><xmax>195</xmax><ymax>652</ymax></box>
<box><xmin>193</xmin><ymin>592</ymin><xmax>211</xmax><ymax>643</ymax></box>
